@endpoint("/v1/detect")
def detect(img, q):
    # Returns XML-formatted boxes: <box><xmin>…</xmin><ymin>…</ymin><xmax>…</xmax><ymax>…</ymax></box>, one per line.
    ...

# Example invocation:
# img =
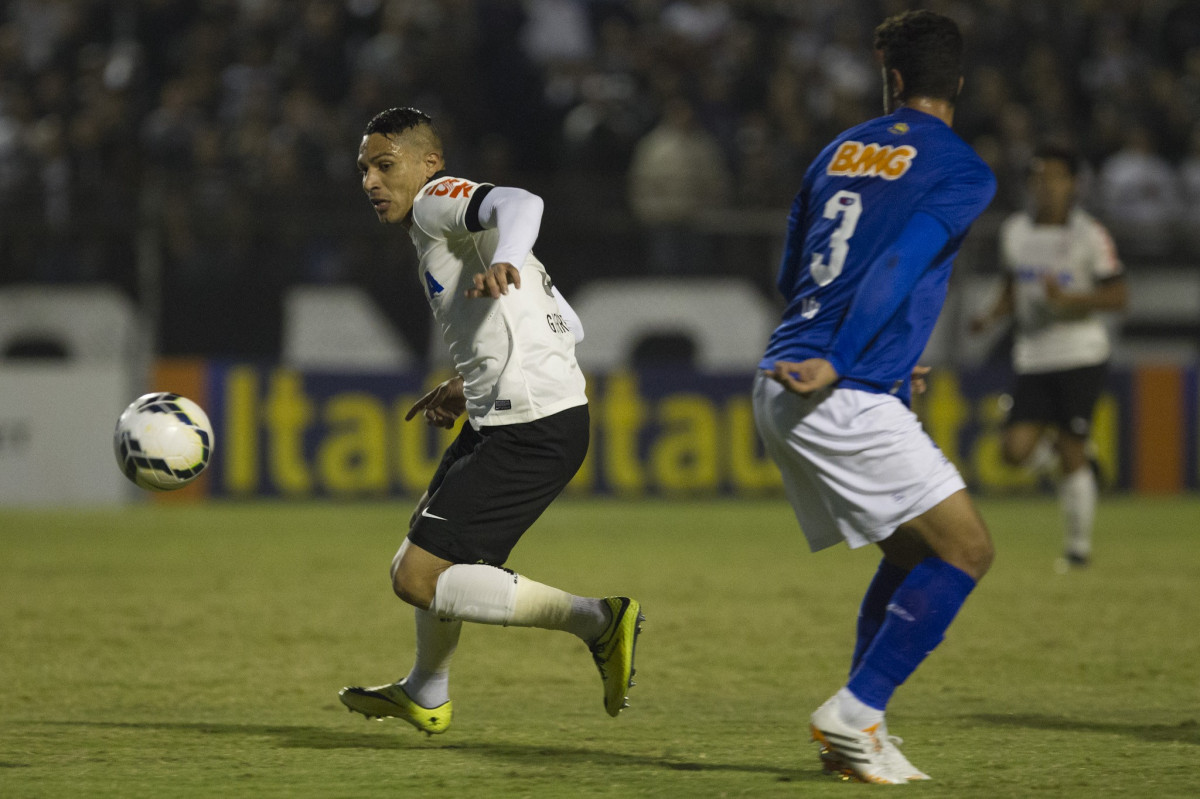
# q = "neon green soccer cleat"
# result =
<box><xmin>338</xmin><ymin>681</ymin><xmax>451</xmax><ymax>736</ymax></box>
<box><xmin>589</xmin><ymin>596</ymin><xmax>645</xmax><ymax>717</ymax></box>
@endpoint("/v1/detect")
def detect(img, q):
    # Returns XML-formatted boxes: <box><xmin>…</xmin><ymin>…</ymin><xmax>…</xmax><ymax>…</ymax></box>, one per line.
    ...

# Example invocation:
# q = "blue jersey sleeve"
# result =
<box><xmin>913</xmin><ymin>156</ymin><xmax>996</xmax><ymax>239</ymax></box>
<box><xmin>776</xmin><ymin>180</ymin><xmax>811</xmax><ymax>297</ymax></box>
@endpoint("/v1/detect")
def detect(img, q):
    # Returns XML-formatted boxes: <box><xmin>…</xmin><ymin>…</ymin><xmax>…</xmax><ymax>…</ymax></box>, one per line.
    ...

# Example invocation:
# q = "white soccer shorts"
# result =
<box><xmin>752</xmin><ymin>371</ymin><xmax>966</xmax><ymax>552</ymax></box>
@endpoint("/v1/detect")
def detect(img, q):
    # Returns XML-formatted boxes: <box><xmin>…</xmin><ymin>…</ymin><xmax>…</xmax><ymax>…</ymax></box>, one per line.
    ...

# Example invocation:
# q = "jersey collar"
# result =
<box><xmin>423</xmin><ymin>170</ymin><xmax>449</xmax><ymax>186</ymax></box>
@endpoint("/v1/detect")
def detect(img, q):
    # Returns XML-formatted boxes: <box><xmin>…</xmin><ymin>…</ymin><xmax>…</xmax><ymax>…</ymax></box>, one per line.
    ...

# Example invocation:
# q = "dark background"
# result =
<box><xmin>2</xmin><ymin>0</ymin><xmax>1198</xmax><ymax>361</ymax></box>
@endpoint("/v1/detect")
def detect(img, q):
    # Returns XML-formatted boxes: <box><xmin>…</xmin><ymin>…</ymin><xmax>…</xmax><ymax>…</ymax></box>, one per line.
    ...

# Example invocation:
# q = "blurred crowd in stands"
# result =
<box><xmin>1</xmin><ymin>0</ymin><xmax>1199</xmax><ymax>356</ymax></box>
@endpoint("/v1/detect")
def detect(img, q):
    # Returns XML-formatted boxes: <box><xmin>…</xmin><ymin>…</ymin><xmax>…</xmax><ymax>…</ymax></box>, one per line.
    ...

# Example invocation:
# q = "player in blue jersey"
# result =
<box><xmin>752</xmin><ymin>10</ymin><xmax>996</xmax><ymax>784</ymax></box>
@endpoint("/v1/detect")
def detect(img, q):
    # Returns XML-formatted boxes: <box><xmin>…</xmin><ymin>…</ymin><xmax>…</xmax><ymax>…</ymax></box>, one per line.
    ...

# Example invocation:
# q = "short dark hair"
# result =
<box><xmin>1031</xmin><ymin>142</ymin><xmax>1082</xmax><ymax>176</ymax></box>
<box><xmin>363</xmin><ymin>106</ymin><xmax>436</xmax><ymax>140</ymax></box>
<box><xmin>873</xmin><ymin>10</ymin><xmax>963</xmax><ymax>103</ymax></box>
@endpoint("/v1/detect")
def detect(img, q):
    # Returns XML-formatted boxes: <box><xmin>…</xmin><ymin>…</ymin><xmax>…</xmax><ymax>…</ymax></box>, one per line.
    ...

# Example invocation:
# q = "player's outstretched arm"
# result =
<box><xmin>404</xmin><ymin>375</ymin><xmax>466</xmax><ymax>428</ymax></box>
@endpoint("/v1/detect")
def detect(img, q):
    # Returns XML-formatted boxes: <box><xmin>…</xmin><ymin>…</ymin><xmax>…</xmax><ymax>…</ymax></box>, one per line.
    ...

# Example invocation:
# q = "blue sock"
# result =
<box><xmin>851</xmin><ymin>559</ymin><xmax>910</xmax><ymax>675</ymax></box>
<box><xmin>847</xmin><ymin>557</ymin><xmax>977</xmax><ymax>711</ymax></box>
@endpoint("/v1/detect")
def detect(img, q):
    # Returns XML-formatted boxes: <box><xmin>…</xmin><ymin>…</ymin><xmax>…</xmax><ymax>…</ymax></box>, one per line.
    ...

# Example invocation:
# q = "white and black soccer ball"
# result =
<box><xmin>113</xmin><ymin>392</ymin><xmax>214</xmax><ymax>491</ymax></box>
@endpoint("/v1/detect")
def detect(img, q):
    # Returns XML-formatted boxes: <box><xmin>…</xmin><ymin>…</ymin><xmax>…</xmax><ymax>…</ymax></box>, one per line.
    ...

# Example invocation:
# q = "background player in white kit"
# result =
<box><xmin>338</xmin><ymin>107</ymin><xmax>643</xmax><ymax>734</ymax></box>
<box><xmin>971</xmin><ymin>143</ymin><xmax>1128</xmax><ymax>568</ymax></box>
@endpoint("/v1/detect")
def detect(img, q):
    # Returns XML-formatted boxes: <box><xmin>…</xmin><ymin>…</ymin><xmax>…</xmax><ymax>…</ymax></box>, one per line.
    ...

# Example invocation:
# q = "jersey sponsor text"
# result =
<box><xmin>424</xmin><ymin>178</ymin><xmax>475</xmax><ymax>199</ymax></box>
<box><xmin>826</xmin><ymin>141</ymin><xmax>917</xmax><ymax>180</ymax></box>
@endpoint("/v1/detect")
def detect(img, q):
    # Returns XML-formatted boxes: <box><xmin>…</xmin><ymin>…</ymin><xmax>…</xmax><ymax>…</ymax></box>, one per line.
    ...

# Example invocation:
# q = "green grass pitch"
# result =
<box><xmin>2</xmin><ymin>496</ymin><xmax>1198</xmax><ymax>798</ymax></box>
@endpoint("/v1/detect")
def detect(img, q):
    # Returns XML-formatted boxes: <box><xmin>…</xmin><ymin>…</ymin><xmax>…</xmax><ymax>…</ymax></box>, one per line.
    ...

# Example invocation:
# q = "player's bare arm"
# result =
<box><xmin>465</xmin><ymin>262</ymin><xmax>521</xmax><ymax>299</ymax></box>
<box><xmin>404</xmin><ymin>375</ymin><xmax>466</xmax><ymax>429</ymax></box>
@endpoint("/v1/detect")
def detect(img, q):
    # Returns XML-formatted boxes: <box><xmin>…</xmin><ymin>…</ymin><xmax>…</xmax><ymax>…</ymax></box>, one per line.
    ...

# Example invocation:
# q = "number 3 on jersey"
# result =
<box><xmin>810</xmin><ymin>190</ymin><xmax>862</xmax><ymax>286</ymax></box>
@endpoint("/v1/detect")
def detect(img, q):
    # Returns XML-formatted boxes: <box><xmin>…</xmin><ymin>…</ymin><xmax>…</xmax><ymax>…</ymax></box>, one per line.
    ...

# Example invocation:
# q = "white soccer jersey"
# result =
<box><xmin>408</xmin><ymin>175</ymin><xmax>587</xmax><ymax>428</ymax></box>
<box><xmin>999</xmin><ymin>208</ymin><xmax>1123</xmax><ymax>373</ymax></box>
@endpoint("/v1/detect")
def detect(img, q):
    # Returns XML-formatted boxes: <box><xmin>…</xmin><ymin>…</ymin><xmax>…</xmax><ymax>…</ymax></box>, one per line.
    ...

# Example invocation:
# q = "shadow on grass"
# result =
<box><xmin>972</xmin><ymin>713</ymin><xmax>1200</xmax><ymax>745</ymax></box>
<box><xmin>29</xmin><ymin>721</ymin><xmax>815</xmax><ymax>781</ymax></box>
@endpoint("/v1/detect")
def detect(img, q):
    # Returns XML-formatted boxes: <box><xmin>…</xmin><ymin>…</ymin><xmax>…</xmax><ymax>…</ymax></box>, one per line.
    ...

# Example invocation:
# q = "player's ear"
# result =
<box><xmin>423</xmin><ymin>150</ymin><xmax>444</xmax><ymax>177</ymax></box>
<box><xmin>889</xmin><ymin>68</ymin><xmax>905</xmax><ymax>102</ymax></box>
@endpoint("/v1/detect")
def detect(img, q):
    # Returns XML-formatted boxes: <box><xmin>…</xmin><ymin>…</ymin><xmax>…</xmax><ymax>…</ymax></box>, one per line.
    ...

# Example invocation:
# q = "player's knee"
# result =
<box><xmin>958</xmin><ymin>529</ymin><xmax>995</xmax><ymax>582</ymax></box>
<box><xmin>1056</xmin><ymin>437</ymin><xmax>1088</xmax><ymax>473</ymax></box>
<box><xmin>392</xmin><ymin>572</ymin><xmax>435</xmax><ymax>609</ymax></box>
<box><xmin>1000</xmin><ymin>438</ymin><xmax>1026</xmax><ymax>468</ymax></box>
<box><xmin>391</xmin><ymin>560</ymin><xmax>437</xmax><ymax>609</ymax></box>
<box><xmin>971</xmin><ymin>537</ymin><xmax>995</xmax><ymax>579</ymax></box>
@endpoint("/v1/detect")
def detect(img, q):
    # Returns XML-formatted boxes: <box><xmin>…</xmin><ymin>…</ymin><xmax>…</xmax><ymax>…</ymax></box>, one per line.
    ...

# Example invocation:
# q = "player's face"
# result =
<box><xmin>357</xmin><ymin>132</ymin><xmax>441</xmax><ymax>224</ymax></box>
<box><xmin>1029</xmin><ymin>158</ymin><xmax>1075</xmax><ymax>220</ymax></box>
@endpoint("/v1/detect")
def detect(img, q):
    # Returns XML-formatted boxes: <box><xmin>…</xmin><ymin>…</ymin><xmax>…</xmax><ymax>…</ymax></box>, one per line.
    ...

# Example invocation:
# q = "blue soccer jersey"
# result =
<box><xmin>760</xmin><ymin>106</ymin><xmax>996</xmax><ymax>405</ymax></box>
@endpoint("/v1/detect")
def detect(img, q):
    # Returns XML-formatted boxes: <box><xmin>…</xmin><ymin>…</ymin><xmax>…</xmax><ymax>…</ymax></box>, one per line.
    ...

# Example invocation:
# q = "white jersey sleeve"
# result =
<box><xmin>1083</xmin><ymin>216</ymin><xmax>1123</xmax><ymax>282</ymax></box>
<box><xmin>477</xmin><ymin>186</ymin><xmax>543</xmax><ymax>269</ymax></box>
<box><xmin>410</xmin><ymin>176</ymin><xmax>492</xmax><ymax>239</ymax></box>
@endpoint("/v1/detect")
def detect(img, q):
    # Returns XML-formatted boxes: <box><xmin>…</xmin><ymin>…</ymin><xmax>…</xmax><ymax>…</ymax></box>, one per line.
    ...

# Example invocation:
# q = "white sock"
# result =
<box><xmin>567</xmin><ymin>596</ymin><xmax>612</xmax><ymax>644</ymax></box>
<box><xmin>1059</xmin><ymin>466</ymin><xmax>1097</xmax><ymax>558</ymax></box>
<box><xmin>430</xmin><ymin>564</ymin><xmax>607</xmax><ymax>641</ymax></box>
<box><xmin>430</xmin><ymin>564</ymin><xmax>519</xmax><ymax>624</ymax></box>
<box><xmin>837</xmin><ymin>686</ymin><xmax>885</xmax><ymax>731</ymax></box>
<box><xmin>401</xmin><ymin>607</ymin><xmax>460</xmax><ymax>708</ymax></box>
<box><xmin>505</xmin><ymin>579</ymin><xmax>610</xmax><ymax>641</ymax></box>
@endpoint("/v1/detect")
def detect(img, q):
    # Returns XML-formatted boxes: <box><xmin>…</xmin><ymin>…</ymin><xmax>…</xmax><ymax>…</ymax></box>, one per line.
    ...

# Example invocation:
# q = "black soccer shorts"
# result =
<box><xmin>1006</xmin><ymin>363</ymin><xmax>1107</xmax><ymax>437</ymax></box>
<box><xmin>407</xmin><ymin>404</ymin><xmax>589</xmax><ymax>566</ymax></box>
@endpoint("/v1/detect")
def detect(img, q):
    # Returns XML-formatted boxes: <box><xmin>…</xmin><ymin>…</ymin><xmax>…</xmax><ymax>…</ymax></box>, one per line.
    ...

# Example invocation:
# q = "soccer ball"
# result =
<box><xmin>113</xmin><ymin>392</ymin><xmax>214</xmax><ymax>491</ymax></box>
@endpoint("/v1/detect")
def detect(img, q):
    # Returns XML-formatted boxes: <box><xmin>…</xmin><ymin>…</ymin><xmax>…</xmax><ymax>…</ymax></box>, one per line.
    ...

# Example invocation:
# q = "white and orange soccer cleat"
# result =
<box><xmin>809</xmin><ymin>693</ymin><xmax>929</xmax><ymax>784</ymax></box>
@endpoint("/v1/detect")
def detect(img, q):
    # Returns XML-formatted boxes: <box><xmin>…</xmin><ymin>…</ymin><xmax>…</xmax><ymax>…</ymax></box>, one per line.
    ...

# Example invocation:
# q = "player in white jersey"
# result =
<box><xmin>338</xmin><ymin>107</ymin><xmax>642</xmax><ymax>734</ymax></box>
<box><xmin>972</xmin><ymin>143</ymin><xmax>1128</xmax><ymax>568</ymax></box>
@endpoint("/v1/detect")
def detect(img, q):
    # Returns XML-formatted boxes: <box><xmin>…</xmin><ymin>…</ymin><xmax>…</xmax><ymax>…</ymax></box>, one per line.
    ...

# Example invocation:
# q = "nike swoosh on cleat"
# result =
<box><xmin>343</xmin><ymin>689</ymin><xmax>399</xmax><ymax>707</ymax></box>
